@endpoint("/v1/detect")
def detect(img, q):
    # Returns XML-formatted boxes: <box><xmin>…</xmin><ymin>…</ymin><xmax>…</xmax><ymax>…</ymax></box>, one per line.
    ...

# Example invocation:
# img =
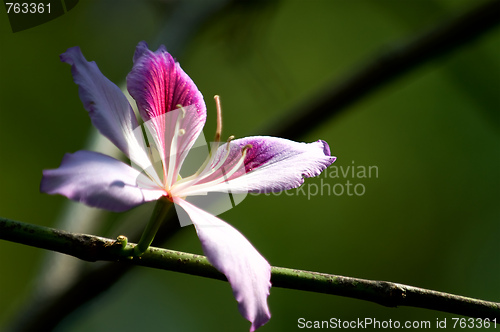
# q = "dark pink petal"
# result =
<box><xmin>41</xmin><ymin>150</ymin><xmax>165</xmax><ymax>212</ymax></box>
<box><xmin>176</xmin><ymin>136</ymin><xmax>336</xmax><ymax>196</ymax></box>
<box><xmin>173</xmin><ymin>198</ymin><xmax>271</xmax><ymax>332</ymax></box>
<box><xmin>126</xmin><ymin>42</ymin><xmax>206</xmax><ymax>180</ymax></box>
<box><xmin>127</xmin><ymin>41</ymin><xmax>206</xmax><ymax>122</ymax></box>
<box><xmin>60</xmin><ymin>47</ymin><xmax>153</xmax><ymax>171</ymax></box>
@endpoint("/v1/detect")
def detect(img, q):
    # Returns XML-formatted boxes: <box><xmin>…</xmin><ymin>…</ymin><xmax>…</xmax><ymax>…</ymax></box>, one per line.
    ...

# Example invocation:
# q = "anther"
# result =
<box><xmin>242</xmin><ymin>144</ymin><xmax>253</xmax><ymax>154</ymax></box>
<box><xmin>172</xmin><ymin>142</ymin><xmax>252</xmax><ymax>196</ymax></box>
<box><xmin>179</xmin><ymin>129</ymin><xmax>186</xmax><ymax>136</ymax></box>
<box><xmin>176</xmin><ymin>104</ymin><xmax>186</xmax><ymax>118</ymax></box>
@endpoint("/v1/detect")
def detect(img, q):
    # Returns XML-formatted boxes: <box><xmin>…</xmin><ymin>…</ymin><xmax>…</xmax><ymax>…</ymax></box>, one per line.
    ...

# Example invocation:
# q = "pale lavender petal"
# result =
<box><xmin>127</xmin><ymin>41</ymin><xmax>206</xmax><ymax>183</ymax></box>
<box><xmin>41</xmin><ymin>150</ymin><xmax>165</xmax><ymax>212</ymax></box>
<box><xmin>173</xmin><ymin>198</ymin><xmax>271</xmax><ymax>332</ymax></box>
<box><xmin>60</xmin><ymin>47</ymin><xmax>154</xmax><ymax>172</ymax></box>
<box><xmin>176</xmin><ymin>136</ymin><xmax>336</xmax><ymax>196</ymax></box>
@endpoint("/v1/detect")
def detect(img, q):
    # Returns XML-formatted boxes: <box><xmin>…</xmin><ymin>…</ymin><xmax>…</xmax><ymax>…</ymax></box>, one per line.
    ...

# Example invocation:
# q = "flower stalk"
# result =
<box><xmin>134</xmin><ymin>196</ymin><xmax>173</xmax><ymax>256</ymax></box>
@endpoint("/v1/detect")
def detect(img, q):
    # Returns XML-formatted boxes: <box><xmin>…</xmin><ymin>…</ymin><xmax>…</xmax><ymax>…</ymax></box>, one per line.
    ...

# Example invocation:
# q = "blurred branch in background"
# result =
<box><xmin>259</xmin><ymin>0</ymin><xmax>500</xmax><ymax>139</ymax></box>
<box><xmin>1</xmin><ymin>217</ymin><xmax>499</xmax><ymax>321</ymax></box>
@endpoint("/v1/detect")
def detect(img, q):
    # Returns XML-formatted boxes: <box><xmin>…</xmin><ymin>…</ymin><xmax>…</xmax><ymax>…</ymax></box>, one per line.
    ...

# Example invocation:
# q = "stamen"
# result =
<box><xmin>214</xmin><ymin>95</ymin><xmax>222</xmax><ymax>144</ymax></box>
<box><xmin>176</xmin><ymin>104</ymin><xmax>186</xmax><ymax>118</ymax></box>
<box><xmin>173</xmin><ymin>97</ymin><xmax>227</xmax><ymax>186</ymax></box>
<box><xmin>173</xmin><ymin>143</ymin><xmax>251</xmax><ymax>196</ymax></box>
<box><xmin>202</xmin><ymin>137</ymin><xmax>235</xmax><ymax>176</ymax></box>
<box><xmin>171</xmin><ymin>141</ymin><xmax>229</xmax><ymax>193</ymax></box>
<box><xmin>165</xmin><ymin>107</ymin><xmax>185</xmax><ymax>189</ymax></box>
<box><xmin>136</xmin><ymin>122</ymin><xmax>164</xmax><ymax>188</ymax></box>
<box><xmin>242</xmin><ymin>144</ymin><xmax>253</xmax><ymax>154</ymax></box>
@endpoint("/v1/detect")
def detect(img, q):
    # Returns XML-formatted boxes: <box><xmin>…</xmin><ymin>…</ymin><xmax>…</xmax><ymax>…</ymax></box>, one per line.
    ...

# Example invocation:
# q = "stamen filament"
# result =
<box><xmin>165</xmin><ymin>106</ymin><xmax>186</xmax><ymax>189</ymax></box>
<box><xmin>144</xmin><ymin>146</ymin><xmax>165</xmax><ymax>189</ymax></box>
<box><xmin>214</xmin><ymin>95</ymin><xmax>222</xmax><ymax>144</ymax></box>
<box><xmin>131</xmin><ymin>124</ymin><xmax>164</xmax><ymax>189</ymax></box>
<box><xmin>176</xmin><ymin>97</ymin><xmax>229</xmax><ymax>185</ymax></box>
<box><xmin>171</xmin><ymin>139</ymin><xmax>234</xmax><ymax>194</ymax></box>
<box><xmin>177</xmin><ymin>104</ymin><xmax>186</xmax><ymax>118</ymax></box>
<box><xmin>173</xmin><ymin>144</ymin><xmax>251</xmax><ymax>197</ymax></box>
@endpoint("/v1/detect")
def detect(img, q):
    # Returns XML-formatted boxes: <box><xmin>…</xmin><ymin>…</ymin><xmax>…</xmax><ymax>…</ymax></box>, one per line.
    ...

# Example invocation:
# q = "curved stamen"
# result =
<box><xmin>172</xmin><ymin>137</ymin><xmax>235</xmax><ymax>193</ymax></box>
<box><xmin>172</xmin><ymin>143</ymin><xmax>252</xmax><ymax>197</ymax></box>
<box><xmin>175</xmin><ymin>97</ymin><xmax>228</xmax><ymax>187</ymax></box>
<box><xmin>204</xmin><ymin>139</ymin><xmax>242</xmax><ymax>178</ymax></box>
<box><xmin>176</xmin><ymin>104</ymin><xmax>187</xmax><ymax>118</ymax></box>
<box><xmin>241</xmin><ymin>143</ymin><xmax>253</xmax><ymax>153</ymax></box>
<box><xmin>165</xmin><ymin>105</ymin><xmax>186</xmax><ymax>189</ymax></box>
<box><xmin>144</xmin><ymin>145</ymin><xmax>165</xmax><ymax>188</ymax></box>
<box><xmin>214</xmin><ymin>95</ymin><xmax>222</xmax><ymax>144</ymax></box>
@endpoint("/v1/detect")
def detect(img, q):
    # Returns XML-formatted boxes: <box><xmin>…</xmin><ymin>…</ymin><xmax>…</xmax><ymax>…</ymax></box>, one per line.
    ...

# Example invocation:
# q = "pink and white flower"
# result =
<box><xmin>41</xmin><ymin>41</ymin><xmax>336</xmax><ymax>331</ymax></box>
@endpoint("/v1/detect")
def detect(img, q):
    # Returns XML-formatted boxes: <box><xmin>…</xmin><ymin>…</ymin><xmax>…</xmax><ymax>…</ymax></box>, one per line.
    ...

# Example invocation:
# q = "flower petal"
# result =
<box><xmin>176</xmin><ymin>136</ymin><xmax>336</xmax><ymax>196</ymax></box>
<box><xmin>173</xmin><ymin>198</ymin><xmax>271</xmax><ymax>332</ymax></box>
<box><xmin>127</xmin><ymin>41</ymin><xmax>207</xmax><ymax>185</ymax></box>
<box><xmin>60</xmin><ymin>47</ymin><xmax>154</xmax><ymax>173</ymax></box>
<box><xmin>127</xmin><ymin>41</ymin><xmax>206</xmax><ymax>122</ymax></box>
<box><xmin>41</xmin><ymin>150</ymin><xmax>165</xmax><ymax>212</ymax></box>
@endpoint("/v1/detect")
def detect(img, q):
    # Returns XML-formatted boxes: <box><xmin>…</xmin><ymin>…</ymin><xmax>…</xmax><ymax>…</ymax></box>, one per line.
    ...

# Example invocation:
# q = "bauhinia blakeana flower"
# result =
<box><xmin>41</xmin><ymin>41</ymin><xmax>336</xmax><ymax>331</ymax></box>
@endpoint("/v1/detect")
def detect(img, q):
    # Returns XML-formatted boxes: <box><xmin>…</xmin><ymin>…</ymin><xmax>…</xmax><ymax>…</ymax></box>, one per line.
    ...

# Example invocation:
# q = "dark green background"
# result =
<box><xmin>0</xmin><ymin>0</ymin><xmax>499</xmax><ymax>331</ymax></box>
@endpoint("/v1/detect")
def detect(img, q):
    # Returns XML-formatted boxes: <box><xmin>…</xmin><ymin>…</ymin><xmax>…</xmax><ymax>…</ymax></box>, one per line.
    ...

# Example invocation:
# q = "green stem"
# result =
<box><xmin>134</xmin><ymin>196</ymin><xmax>173</xmax><ymax>256</ymax></box>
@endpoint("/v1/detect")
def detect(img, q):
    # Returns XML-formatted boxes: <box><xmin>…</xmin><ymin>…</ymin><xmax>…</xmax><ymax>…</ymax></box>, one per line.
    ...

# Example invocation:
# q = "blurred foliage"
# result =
<box><xmin>0</xmin><ymin>0</ymin><xmax>499</xmax><ymax>331</ymax></box>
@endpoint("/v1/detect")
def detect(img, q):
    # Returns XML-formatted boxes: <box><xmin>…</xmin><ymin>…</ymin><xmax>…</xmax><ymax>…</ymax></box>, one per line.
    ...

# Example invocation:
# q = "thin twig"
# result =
<box><xmin>1</xmin><ymin>217</ymin><xmax>499</xmax><ymax>321</ymax></box>
<box><xmin>259</xmin><ymin>0</ymin><xmax>500</xmax><ymax>139</ymax></box>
